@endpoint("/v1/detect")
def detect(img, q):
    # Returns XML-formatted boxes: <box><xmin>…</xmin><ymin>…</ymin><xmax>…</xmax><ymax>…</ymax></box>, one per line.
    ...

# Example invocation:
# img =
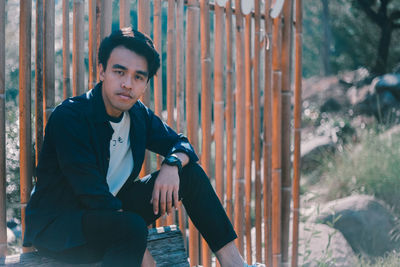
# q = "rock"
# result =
<box><xmin>7</xmin><ymin>227</ymin><xmax>15</xmax><ymax>243</ymax></box>
<box><xmin>301</xmin><ymin>135</ymin><xmax>335</xmax><ymax>173</ymax></box>
<box><xmin>298</xmin><ymin>222</ymin><xmax>356</xmax><ymax>267</ymax></box>
<box><xmin>313</xmin><ymin>194</ymin><xmax>400</xmax><ymax>257</ymax></box>
<box><xmin>375</xmin><ymin>74</ymin><xmax>400</xmax><ymax>100</ymax></box>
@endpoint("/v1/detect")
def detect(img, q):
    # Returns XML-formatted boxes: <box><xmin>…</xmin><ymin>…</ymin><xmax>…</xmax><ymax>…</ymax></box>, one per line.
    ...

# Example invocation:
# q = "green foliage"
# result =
<box><xmin>322</xmin><ymin>128</ymin><xmax>400</xmax><ymax>213</ymax></box>
<box><xmin>355</xmin><ymin>251</ymin><xmax>400</xmax><ymax>267</ymax></box>
<box><xmin>303</xmin><ymin>0</ymin><xmax>400</xmax><ymax>77</ymax></box>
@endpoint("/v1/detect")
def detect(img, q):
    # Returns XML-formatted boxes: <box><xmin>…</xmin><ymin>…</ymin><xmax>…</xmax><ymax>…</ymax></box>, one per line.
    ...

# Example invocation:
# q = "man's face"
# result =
<box><xmin>99</xmin><ymin>46</ymin><xmax>149</xmax><ymax>118</ymax></box>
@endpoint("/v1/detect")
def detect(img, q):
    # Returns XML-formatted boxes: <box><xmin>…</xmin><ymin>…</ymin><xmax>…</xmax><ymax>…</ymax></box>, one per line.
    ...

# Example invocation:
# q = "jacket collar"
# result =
<box><xmin>90</xmin><ymin>82</ymin><xmax>115</xmax><ymax>123</ymax></box>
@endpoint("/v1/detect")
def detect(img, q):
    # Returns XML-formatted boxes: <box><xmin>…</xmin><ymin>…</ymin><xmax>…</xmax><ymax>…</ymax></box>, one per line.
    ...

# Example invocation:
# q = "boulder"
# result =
<box><xmin>298</xmin><ymin>222</ymin><xmax>356</xmax><ymax>267</ymax></box>
<box><xmin>312</xmin><ymin>194</ymin><xmax>400</xmax><ymax>257</ymax></box>
<box><xmin>301</xmin><ymin>135</ymin><xmax>335</xmax><ymax>173</ymax></box>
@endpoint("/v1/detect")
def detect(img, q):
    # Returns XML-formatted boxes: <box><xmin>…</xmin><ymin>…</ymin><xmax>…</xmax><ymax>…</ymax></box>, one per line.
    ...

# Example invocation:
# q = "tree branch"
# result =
<box><xmin>355</xmin><ymin>0</ymin><xmax>382</xmax><ymax>25</ymax></box>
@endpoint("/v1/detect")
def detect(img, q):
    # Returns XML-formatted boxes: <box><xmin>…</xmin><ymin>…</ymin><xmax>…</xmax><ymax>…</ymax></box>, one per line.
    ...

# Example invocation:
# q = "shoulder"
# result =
<box><xmin>49</xmin><ymin>92</ymin><xmax>92</xmax><ymax>126</ymax></box>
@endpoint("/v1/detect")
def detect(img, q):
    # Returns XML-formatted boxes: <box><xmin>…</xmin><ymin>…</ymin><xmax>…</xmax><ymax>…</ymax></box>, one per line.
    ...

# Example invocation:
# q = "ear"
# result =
<box><xmin>98</xmin><ymin>64</ymin><xmax>105</xmax><ymax>81</ymax></box>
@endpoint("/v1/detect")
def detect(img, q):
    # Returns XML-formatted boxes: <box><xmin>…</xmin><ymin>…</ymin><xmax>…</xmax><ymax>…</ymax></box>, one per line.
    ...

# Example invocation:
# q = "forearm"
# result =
<box><xmin>171</xmin><ymin>152</ymin><xmax>189</xmax><ymax>167</ymax></box>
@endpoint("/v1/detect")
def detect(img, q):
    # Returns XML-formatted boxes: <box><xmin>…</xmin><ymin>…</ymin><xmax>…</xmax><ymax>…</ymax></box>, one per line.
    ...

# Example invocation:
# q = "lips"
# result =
<box><xmin>116</xmin><ymin>92</ymin><xmax>132</xmax><ymax>99</ymax></box>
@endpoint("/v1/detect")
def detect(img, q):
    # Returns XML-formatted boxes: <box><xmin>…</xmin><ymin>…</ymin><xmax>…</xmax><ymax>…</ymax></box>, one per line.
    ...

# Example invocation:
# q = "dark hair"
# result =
<box><xmin>98</xmin><ymin>27</ymin><xmax>160</xmax><ymax>80</ymax></box>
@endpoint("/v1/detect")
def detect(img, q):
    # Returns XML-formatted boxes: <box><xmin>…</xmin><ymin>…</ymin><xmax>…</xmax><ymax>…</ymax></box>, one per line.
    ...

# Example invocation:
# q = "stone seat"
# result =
<box><xmin>0</xmin><ymin>225</ymin><xmax>189</xmax><ymax>267</ymax></box>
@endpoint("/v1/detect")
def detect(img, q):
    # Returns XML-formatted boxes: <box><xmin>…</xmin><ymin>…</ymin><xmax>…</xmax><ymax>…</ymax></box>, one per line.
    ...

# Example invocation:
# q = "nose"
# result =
<box><xmin>122</xmin><ymin>76</ymin><xmax>133</xmax><ymax>89</ymax></box>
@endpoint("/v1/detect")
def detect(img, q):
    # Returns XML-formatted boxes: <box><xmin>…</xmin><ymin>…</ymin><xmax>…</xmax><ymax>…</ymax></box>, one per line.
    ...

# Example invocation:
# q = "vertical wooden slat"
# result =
<box><xmin>263</xmin><ymin>0</ymin><xmax>273</xmax><ymax>265</ymax></box>
<box><xmin>73</xmin><ymin>0</ymin><xmax>85</xmax><ymax>96</ymax></box>
<box><xmin>88</xmin><ymin>0</ymin><xmax>97</xmax><ymax>90</ymax></box>
<box><xmin>291</xmin><ymin>0</ymin><xmax>302</xmax><ymax>266</ymax></box>
<box><xmin>175</xmin><ymin>0</ymin><xmax>187</xmax><ymax>251</ymax></box>
<box><xmin>138</xmin><ymin>0</ymin><xmax>152</xmax><ymax>179</ymax></box>
<box><xmin>200</xmin><ymin>0</ymin><xmax>212</xmax><ymax>265</ymax></box>
<box><xmin>225</xmin><ymin>0</ymin><xmax>234</xmax><ymax>224</ymax></box>
<box><xmin>281</xmin><ymin>1</ymin><xmax>294</xmax><ymax>266</ymax></box>
<box><xmin>176</xmin><ymin>0</ymin><xmax>185</xmax><ymax>134</ymax></box>
<box><xmin>186</xmin><ymin>0</ymin><xmax>200</xmax><ymax>264</ymax></box>
<box><xmin>253</xmin><ymin>0</ymin><xmax>263</xmax><ymax>262</ymax></box>
<box><xmin>0</xmin><ymin>0</ymin><xmax>6</xmax><ymax>257</ymax></box>
<box><xmin>166</xmin><ymin>0</ymin><xmax>177</xmax><ymax>226</ymax></box>
<box><xmin>35</xmin><ymin>0</ymin><xmax>44</xmax><ymax>178</ymax></box>
<box><xmin>96</xmin><ymin>0</ymin><xmax>112</xmax><ymax>82</ymax></box>
<box><xmin>214</xmin><ymin>0</ymin><xmax>225</xmax><ymax>207</ymax></box>
<box><xmin>234</xmin><ymin>0</ymin><xmax>246</xmax><ymax>255</ymax></box>
<box><xmin>244</xmin><ymin>11</ymin><xmax>253</xmax><ymax>263</ymax></box>
<box><xmin>120</xmin><ymin>0</ymin><xmax>130</xmax><ymax>28</ymax></box>
<box><xmin>19</xmin><ymin>0</ymin><xmax>32</xmax><ymax>253</ymax></box>
<box><xmin>62</xmin><ymin>0</ymin><xmax>71</xmax><ymax>99</ymax></box>
<box><xmin>43</xmin><ymin>0</ymin><xmax>55</xmax><ymax>126</ymax></box>
<box><xmin>271</xmin><ymin>7</ymin><xmax>283</xmax><ymax>267</ymax></box>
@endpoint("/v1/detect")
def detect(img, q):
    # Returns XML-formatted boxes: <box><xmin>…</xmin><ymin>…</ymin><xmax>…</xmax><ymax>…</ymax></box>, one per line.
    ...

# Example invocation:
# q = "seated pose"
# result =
<box><xmin>23</xmin><ymin>27</ymin><xmax>264</xmax><ymax>267</ymax></box>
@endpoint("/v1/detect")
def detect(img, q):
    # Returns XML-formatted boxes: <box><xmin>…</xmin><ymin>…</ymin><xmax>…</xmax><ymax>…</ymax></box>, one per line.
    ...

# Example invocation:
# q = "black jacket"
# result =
<box><xmin>23</xmin><ymin>83</ymin><xmax>198</xmax><ymax>251</ymax></box>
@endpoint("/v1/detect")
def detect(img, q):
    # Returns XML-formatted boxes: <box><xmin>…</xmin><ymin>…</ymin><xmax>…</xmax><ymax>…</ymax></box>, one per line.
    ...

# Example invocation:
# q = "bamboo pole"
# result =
<box><xmin>166</xmin><ymin>0</ymin><xmax>177</xmax><ymax>226</ymax></box>
<box><xmin>96</xmin><ymin>0</ymin><xmax>112</xmax><ymax>81</ymax></box>
<box><xmin>175</xmin><ymin>0</ymin><xmax>188</xmax><ymax>251</ymax></box>
<box><xmin>234</xmin><ymin>0</ymin><xmax>246</xmax><ymax>255</ymax></box>
<box><xmin>244</xmin><ymin>11</ymin><xmax>253</xmax><ymax>263</ymax></box>
<box><xmin>291</xmin><ymin>0</ymin><xmax>302</xmax><ymax>266</ymax></box>
<box><xmin>88</xmin><ymin>0</ymin><xmax>97</xmax><ymax>90</ymax></box>
<box><xmin>35</xmin><ymin>0</ymin><xmax>44</xmax><ymax>175</ymax></box>
<box><xmin>153</xmin><ymin>0</ymin><xmax>162</xmax><ymax>163</ymax></box>
<box><xmin>281</xmin><ymin>1</ymin><xmax>294</xmax><ymax>265</ymax></box>
<box><xmin>73</xmin><ymin>0</ymin><xmax>85</xmax><ymax>96</ymax></box>
<box><xmin>19</xmin><ymin>0</ymin><xmax>33</xmax><ymax>253</ymax></box>
<box><xmin>253</xmin><ymin>0</ymin><xmax>263</xmax><ymax>262</ymax></box>
<box><xmin>120</xmin><ymin>0</ymin><xmax>130</xmax><ymax>28</ymax></box>
<box><xmin>200</xmin><ymin>0</ymin><xmax>212</xmax><ymax>265</ymax></box>
<box><xmin>271</xmin><ymin>6</ymin><xmax>283</xmax><ymax>267</ymax></box>
<box><xmin>62</xmin><ymin>0</ymin><xmax>71</xmax><ymax>99</ymax></box>
<box><xmin>138</xmin><ymin>0</ymin><xmax>152</xmax><ymax>180</ymax></box>
<box><xmin>186</xmin><ymin>1</ymin><xmax>200</xmax><ymax>264</ymax></box>
<box><xmin>0</xmin><ymin>0</ymin><xmax>6</xmax><ymax>257</ymax></box>
<box><xmin>225</xmin><ymin>0</ymin><xmax>234</xmax><ymax>224</ymax></box>
<box><xmin>43</xmin><ymin>0</ymin><xmax>55</xmax><ymax>126</ymax></box>
<box><xmin>214</xmin><ymin>0</ymin><xmax>225</xmax><ymax>208</ymax></box>
<box><xmin>263</xmin><ymin>0</ymin><xmax>273</xmax><ymax>265</ymax></box>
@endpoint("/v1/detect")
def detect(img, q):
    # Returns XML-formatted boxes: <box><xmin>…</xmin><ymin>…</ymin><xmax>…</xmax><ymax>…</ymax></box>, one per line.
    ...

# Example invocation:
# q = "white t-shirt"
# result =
<box><xmin>106</xmin><ymin>112</ymin><xmax>134</xmax><ymax>196</ymax></box>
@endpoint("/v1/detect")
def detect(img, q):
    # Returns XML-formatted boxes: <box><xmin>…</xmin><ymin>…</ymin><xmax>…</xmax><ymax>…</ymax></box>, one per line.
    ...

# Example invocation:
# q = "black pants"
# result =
<box><xmin>37</xmin><ymin>162</ymin><xmax>237</xmax><ymax>266</ymax></box>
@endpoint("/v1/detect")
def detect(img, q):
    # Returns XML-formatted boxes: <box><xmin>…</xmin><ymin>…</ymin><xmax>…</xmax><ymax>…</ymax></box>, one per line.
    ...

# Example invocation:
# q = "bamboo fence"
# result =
<box><xmin>0</xmin><ymin>1</ymin><xmax>303</xmax><ymax>266</ymax></box>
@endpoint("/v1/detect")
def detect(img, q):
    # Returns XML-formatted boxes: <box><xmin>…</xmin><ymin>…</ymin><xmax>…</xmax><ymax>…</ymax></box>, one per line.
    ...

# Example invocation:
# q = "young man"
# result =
<box><xmin>23</xmin><ymin>28</ymin><xmax>264</xmax><ymax>267</ymax></box>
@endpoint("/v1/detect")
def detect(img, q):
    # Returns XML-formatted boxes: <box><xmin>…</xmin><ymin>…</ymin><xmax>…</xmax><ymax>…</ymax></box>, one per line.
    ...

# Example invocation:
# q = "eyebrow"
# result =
<box><xmin>112</xmin><ymin>64</ymin><xmax>149</xmax><ymax>77</ymax></box>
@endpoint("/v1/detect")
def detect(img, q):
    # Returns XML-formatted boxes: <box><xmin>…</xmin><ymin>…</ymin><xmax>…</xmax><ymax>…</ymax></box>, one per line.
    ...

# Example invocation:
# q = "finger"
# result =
<box><xmin>159</xmin><ymin>188</ymin><xmax>167</xmax><ymax>216</ymax></box>
<box><xmin>166</xmin><ymin>189</ymin><xmax>173</xmax><ymax>215</ymax></box>
<box><xmin>152</xmin><ymin>186</ymin><xmax>160</xmax><ymax>215</ymax></box>
<box><xmin>173</xmin><ymin>188</ymin><xmax>179</xmax><ymax>210</ymax></box>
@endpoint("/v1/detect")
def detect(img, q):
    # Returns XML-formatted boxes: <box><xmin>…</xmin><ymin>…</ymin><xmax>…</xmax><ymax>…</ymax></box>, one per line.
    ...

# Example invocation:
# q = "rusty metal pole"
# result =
<box><xmin>253</xmin><ymin>0</ymin><xmax>263</xmax><ymax>262</ymax></box>
<box><xmin>88</xmin><ymin>0</ymin><xmax>97</xmax><ymax>90</ymax></box>
<box><xmin>138</xmin><ymin>0</ymin><xmax>152</xmax><ymax>179</ymax></box>
<box><xmin>175</xmin><ymin>0</ymin><xmax>188</xmax><ymax>251</ymax></box>
<box><xmin>0</xmin><ymin>0</ymin><xmax>6</xmax><ymax>257</ymax></box>
<box><xmin>186</xmin><ymin>0</ymin><xmax>200</xmax><ymax>264</ymax></box>
<box><xmin>35</xmin><ymin>0</ymin><xmax>44</xmax><ymax>174</ymax></box>
<box><xmin>43</xmin><ymin>0</ymin><xmax>54</xmax><ymax>126</ymax></box>
<box><xmin>166</xmin><ymin>0</ymin><xmax>177</xmax><ymax>226</ymax></box>
<box><xmin>234</xmin><ymin>0</ymin><xmax>246</xmax><ymax>255</ymax></box>
<box><xmin>225</xmin><ymin>0</ymin><xmax>234</xmax><ymax>223</ymax></box>
<box><xmin>96</xmin><ymin>0</ymin><xmax>112</xmax><ymax>82</ymax></box>
<box><xmin>291</xmin><ymin>0</ymin><xmax>302</xmax><ymax>266</ymax></box>
<box><xmin>200</xmin><ymin>0</ymin><xmax>212</xmax><ymax>265</ymax></box>
<box><xmin>120</xmin><ymin>0</ymin><xmax>130</xmax><ymax>28</ymax></box>
<box><xmin>263</xmin><ymin>0</ymin><xmax>273</xmax><ymax>265</ymax></box>
<box><xmin>281</xmin><ymin>1</ymin><xmax>294</xmax><ymax>266</ymax></box>
<box><xmin>62</xmin><ymin>0</ymin><xmax>71</xmax><ymax>99</ymax></box>
<box><xmin>244</xmin><ymin>11</ymin><xmax>253</xmax><ymax>263</ymax></box>
<box><xmin>73</xmin><ymin>0</ymin><xmax>85</xmax><ymax>96</ymax></box>
<box><xmin>271</xmin><ymin>7</ymin><xmax>283</xmax><ymax>267</ymax></box>
<box><xmin>19</xmin><ymin>0</ymin><xmax>33</xmax><ymax>253</ymax></box>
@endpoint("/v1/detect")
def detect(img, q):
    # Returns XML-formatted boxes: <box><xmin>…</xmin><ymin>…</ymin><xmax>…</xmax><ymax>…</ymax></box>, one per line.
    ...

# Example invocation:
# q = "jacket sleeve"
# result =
<box><xmin>48</xmin><ymin>105</ymin><xmax>122</xmax><ymax>211</ymax></box>
<box><xmin>141</xmin><ymin>103</ymin><xmax>199</xmax><ymax>163</ymax></box>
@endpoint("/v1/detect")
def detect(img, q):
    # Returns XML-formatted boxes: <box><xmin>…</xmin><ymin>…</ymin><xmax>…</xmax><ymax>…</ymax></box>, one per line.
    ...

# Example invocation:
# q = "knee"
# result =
<box><xmin>120</xmin><ymin>212</ymin><xmax>148</xmax><ymax>246</ymax></box>
<box><xmin>180</xmin><ymin>162</ymin><xmax>211</xmax><ymax>189</ymax></box>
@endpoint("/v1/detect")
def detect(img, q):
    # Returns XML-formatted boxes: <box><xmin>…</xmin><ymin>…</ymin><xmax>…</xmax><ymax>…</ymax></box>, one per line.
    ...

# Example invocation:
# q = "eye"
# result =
<box><xmin>114</xmin><ymin>70</ymin><xmax>124</xmax><ymax>76</ymax></box>
<box><xmin>135</xmin><ymin>75</ymin><xmax>145</xmax><ymax>81</ymax></box>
